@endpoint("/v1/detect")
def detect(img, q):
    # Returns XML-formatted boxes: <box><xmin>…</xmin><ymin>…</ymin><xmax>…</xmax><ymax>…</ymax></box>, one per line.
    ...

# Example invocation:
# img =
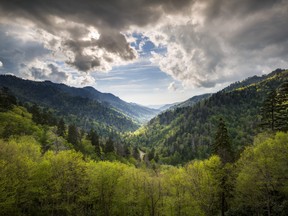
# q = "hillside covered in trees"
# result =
<box><xmin>128</xmin><ymin>69</ymin><xmax>288</xmax><ymax>165</ymax></box>
<box><xmin>0</xmin><ymin>75</ymin><xmax>160</xmax><ymax>133</ymax></box>
<box><xmin>1</xmin><ymin>131</ymin><xmax>288</xmax><ymax>216</ymax></box>
<box><xmin>0</xmin><ymin>69</ymin><xmax>288</xmax><ymax>215</ymax></box>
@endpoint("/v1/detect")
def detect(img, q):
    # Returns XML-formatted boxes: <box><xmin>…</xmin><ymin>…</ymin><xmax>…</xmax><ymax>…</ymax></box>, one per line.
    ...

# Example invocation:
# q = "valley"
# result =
<box><xmin>1</xmin><ymin>69</ymin><xmax>288</xmax><ymax>215</ymax></box>
<box><xmin>1</xmin><ymin>0</ymin><xmax>288</xmax><ymax>214</ymax></box>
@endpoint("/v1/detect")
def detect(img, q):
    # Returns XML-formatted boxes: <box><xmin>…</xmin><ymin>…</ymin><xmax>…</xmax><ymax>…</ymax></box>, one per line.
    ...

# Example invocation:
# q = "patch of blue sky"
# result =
<box><xmin>89</xmin><ymin>32</ymin><xmax>178</xmax><ymax>104</ymax></box>
<box><xmin>94</xmin><ymin>61</ymin><xmax>172</xmax><ymax>90</ymax></box>
<box><xmin>129</xmin><ymin>32</ymin><xmax>167</xmax><ymax>58</ymax></box>
<box><xmin>54</xmin><ymin>61</ymin><xmax>66</xmax><ymax>67</ymax></box>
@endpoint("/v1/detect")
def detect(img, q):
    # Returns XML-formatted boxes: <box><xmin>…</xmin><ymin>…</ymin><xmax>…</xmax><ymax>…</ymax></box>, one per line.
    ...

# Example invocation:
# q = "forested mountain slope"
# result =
<box><xmin>81</xmin><ymin>86</ymin><xmax>160</xmax><ymax>123</ymax></box>
<box><xmin>1</xmin><ymin>70</ymin><xmax>288</xmax><ymax>216</ymax></box>
<box><xmin>129</xmin><ymin>69</ymin><xmax>288</xmax><ymax>164</ymax></box>
<box><xmin>0</xmin><ymin>75</ymin><xmax>155</xmax><ymax>132</ymax></box>
<box><xmin>0</xmin><ymin>75</ymin><xmax>159</xmax><ymax>124</ymax></box>
<box><xmin>170</xmin><ymin>93</ymin><xmax>212</xmax><ymax>109</ymax></box>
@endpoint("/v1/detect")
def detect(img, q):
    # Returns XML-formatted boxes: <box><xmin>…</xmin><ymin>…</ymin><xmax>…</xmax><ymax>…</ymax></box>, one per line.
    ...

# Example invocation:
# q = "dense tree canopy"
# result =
<box><xmin>1</xmin><ymin>131</ymin><xmax>287</xmax><ymax>215</ymax></box>
<box><xmin>0</xmin><ymin>87</ymin><xmax>17</xmax><ymax>111</ymax></box>
<box><xmin>1</xmin><ymin>69</ymin><xmax>288</xmax><ymax>215</ymax></box>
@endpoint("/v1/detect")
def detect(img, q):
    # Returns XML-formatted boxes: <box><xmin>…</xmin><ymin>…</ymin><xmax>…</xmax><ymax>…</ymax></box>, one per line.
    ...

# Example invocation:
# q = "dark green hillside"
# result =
<box><xmin>0</xmin><ymin>75</ymin><xmax>159</xmax><ymax>123</ymax></box>
<box><xmin>0</xmin><ymin>89</ymin><xmax>138</xmax><ymax>163</ymax></box>
<box><xmin>170</xmin><ymin>93</ymin><xmax>212</xmax><ymax>109</ymax></box>
<box><xmin>129</xmin><ymin>69</ymin><xmax>288</xmax><ymax>165</ymax></box>
<box><xmin>0</xmin><ymin>75</ymin><xmax>139</xmax><ymax>132</ymax></box>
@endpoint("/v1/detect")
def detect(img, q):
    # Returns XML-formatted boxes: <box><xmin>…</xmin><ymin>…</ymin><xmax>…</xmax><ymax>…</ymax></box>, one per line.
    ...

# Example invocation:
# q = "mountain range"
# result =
<box><xmin>1</xmin><ymin>68</ymin><xmax>287</xmax><ymax>159</ymax></box>
<box><xmin>169</xmin><ymin>93</ymin><xmax>212</xmax><ymax>110</ymax></box>
<box><xmin>0</xmin><ymin>75</ymin><xmax>159</xmax><ymax>132</ymax></box>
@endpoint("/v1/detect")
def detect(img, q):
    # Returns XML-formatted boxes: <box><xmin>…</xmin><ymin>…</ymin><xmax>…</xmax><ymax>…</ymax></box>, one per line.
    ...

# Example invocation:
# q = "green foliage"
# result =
<box><xmin>129</xmin><ymin>69</ymin><xmax>288</xmax><ymax>164</ymax></box>
<box><xmin>0</xmin><ymin>104</ymin><xmax>130</xmax><ymax>162</ymax></box>
<box><xmin>87</xmin><ymin>128</ymin><xmax>101</xmax><ymax>156</ymax></box>
<box><xmin>0</xmin><ymin>106</ymin><xmax>41</xmax><ymax>139</ymax></box>
<box><xmin>0</xmin><ymin>131</ymin><xmax>287</xmax><ymax>215</ymax></box>
<box><xmin>261</xmin><ymin>89</ymin><xmax>278</xmax><ymax>131</ymax></box>
<box><xmin>67</xmin><ymin>124</ymin><xmax>81</xmax><ymax>150</ymax></box>
<box><xmin>0</xmin><ymin>75</ymin><xmax>140</xmax><ymax>133</ymax></box>
<box><xmin>275</xmin><ymin>81</ymin><xmax>288</xmax><ymax>131</ymax></box>
<box><xmin>232</xmin><ymin>132</ymin><xmax>288</xmax><ymax>215</ymax></box>
<box><xmin>104</xmin><ymin>137</ymin><xmax>115</xmax><ymax>154</ymax></box>
<box><xmin>56</xmin><ymin>118</ymin><xmax>66</xmax><ymax>137</ymax></box>
<box><xmin>148</xmin><ymin>147</ymin><xmax>155</xmax><ymax>161</ymax></box>
<box><xmin>1</xmin><ymin>69</ymin><xmax>288</xmax><ymax>216</ymax></box>
<box><xmin>29</xmin><ymin>104</ymin><xmax>57</xmax><ymax>126</ymax></box>
<box><xmin>86</xmin><ymin>161</ymin><xmax>127</xmax><ymax>215</ymax></box>
<box><xmin>185</xmin><ymin>156</ymin><xmax>223</xmax><ymax>216</ymax></box>
<box><xmin>0</xmin><ymin>136</ymin><xmax>41</xmax><ymax>215</ymax></box>
<box><xmin>260</xmin><ymin>81</ymin><xmax>288</xmax><ymax>132</ymax></box>
<box><xmin>213</xmin><ymin>118</ymin><xmax>233</xmax><ymax>164</ymax></box>
<box><xmin>0</xmin><ymin>87</ymin><xmax>17</xmax><ymax>111</ymax></box>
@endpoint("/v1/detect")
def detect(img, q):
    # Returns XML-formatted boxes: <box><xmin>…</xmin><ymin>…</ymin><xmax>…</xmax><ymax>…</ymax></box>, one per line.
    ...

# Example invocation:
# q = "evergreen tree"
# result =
<box><xmin>154</xmin><ymin>153</ymin><xmax>160</xmax><ymax>163</ymax></box>
<box><xmin>89</xmin><ymin>129</ymin><xmax>101</xmax><ymax>156</ymax></box>
<box><xmin>104</xmin><ymin>137</ymin><xmax>114</xmax><ymax>154</ymax></box>
<box><xmin>261</xmin><ymin>83</ymin><xmax>288</xmax><ymax>132</ymax></box>
<box><xmin>260</xmin><ymin>89</ymin><xmax>278</xmax><ymax>131</ymax></box>
<box><xmin>213</xmin><ymin>118</ymin><xmax>233</xmax><ymax>216</ymax></box>
<box><xmin>148</xmin><ymin>147</ymin><xmax>155</xmax><ymax>161</ymax></box>
<box><xmin>30</xmin><ymin>104</ymin><xmax>42</xmax><ymax>124</ymax></box>
<box><xmin>40</xmin><ymin>126</ymin><xmax>50</xmax><ymax>153</ymax></box>
<box><xmin>0</xmin><ymin>87</ymin><xmax>17</xmax><ymax>111</ymax></box>
<box><xmin>2</xmin><ymin>123</ymin><xmax>14</xmax><ymax>140</ymax></box>
<box><xmin>275</xmin><ymin>81</ymin><xmax>288</xmax><ymax>131</ymax></box>
<box><xmin>212</xmin><ymin>118</ymin><xmax>233</xmax><ymax>164</ymax></box>
<box><xmin>42</xmin><ymin>109</ymin><xmax>57</xmax><ymax>126</ymax></box>
<box><xmin>56</xmin><ymin>118</ymin><xmax>66</xmax><ymax>137</ymax></box>
<box><xmin>67</xmin><ymin>124</ymin><xmax>80</xmax><ymax>149</ymax></box>
<box><xmin>132</xmin><ymin>146</ymin><xmax>140</xmax><ymax>160</ymax></box>
<box><xmin>123</xmin><ymin>143</ymin><xmax>131</xmax><ymax>157</ymax></box>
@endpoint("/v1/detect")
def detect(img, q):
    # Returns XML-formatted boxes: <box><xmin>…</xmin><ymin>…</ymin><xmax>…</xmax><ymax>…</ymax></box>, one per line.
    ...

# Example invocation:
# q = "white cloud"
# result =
<box><xmin>144</xmin><ymin>1</ymin><xmax>288</xmax><ymax>88</ymax></box>
<box><xmin>168</xmin><ymin>82</ymin><xmax>178</xmax><ymax>91</ymax></box>
<box><xmin>0</xmin><ymin>0</ymin><xmax>287</xmax><ymax>92</ymax></box>
<box><xmin>0</xmin><ymin>61</ymin><xmax>3</xmax><ymax>67</ymax></box>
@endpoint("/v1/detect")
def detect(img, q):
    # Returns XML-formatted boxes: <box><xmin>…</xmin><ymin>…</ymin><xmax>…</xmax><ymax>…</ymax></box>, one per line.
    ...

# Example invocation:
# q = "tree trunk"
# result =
<box><xmin>221</xmin><ymin>191</ymin><xmax>225</xmax><ymax>216</ymax></box>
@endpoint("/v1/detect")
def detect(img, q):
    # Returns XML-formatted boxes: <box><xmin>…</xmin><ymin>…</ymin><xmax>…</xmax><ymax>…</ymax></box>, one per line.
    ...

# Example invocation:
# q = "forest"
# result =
<box><xmin>0</xmin><ymin>69</ymin><xmax>288</xmax><ymax>215</ymax></box>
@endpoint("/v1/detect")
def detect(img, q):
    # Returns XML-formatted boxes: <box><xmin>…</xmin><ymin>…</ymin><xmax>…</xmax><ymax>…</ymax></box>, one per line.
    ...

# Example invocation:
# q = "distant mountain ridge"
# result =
<box><xmin>0</xmin><ymin>75</ymin><xmax>159</xmax><ymax>124</ymax></box>
<box><xmin>80</xmin><ymin>87</ymin><xmax>160</xmax><ymax>123</ymax></box>
<box><xmin>170</xmin><ymin>93</ymin><xmax>212</xmax><ymax>109</ymax></box>
<box><xmin>0</xmin><ymin>75</ymin><xmax>160</xmax><ymax>132</ymax></box>
<box><xmin>148</xmin><ymin>103</ymin><xmax>179</xmax><ymax>111</ymax></box>
<box><xmin>147</xmin><ymin>93</ymin><xmax>212</xmax><ymax>113</ymax></box>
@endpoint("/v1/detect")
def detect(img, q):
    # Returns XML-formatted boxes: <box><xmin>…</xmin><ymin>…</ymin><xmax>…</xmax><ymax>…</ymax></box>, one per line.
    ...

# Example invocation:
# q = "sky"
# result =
<box><xmin>0</xmin><ymin>0</ymin><xmax>287</xmax><ymax>106</ymax></box>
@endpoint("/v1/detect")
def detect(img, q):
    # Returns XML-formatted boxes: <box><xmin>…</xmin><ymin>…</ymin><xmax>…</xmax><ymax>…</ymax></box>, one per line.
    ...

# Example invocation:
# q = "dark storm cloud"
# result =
<box><xmin>62</xmin><ymin>32</ymin><xmax>136</xmax><ymax>71</ymax></box>
<box><xmin>63</xmin><ymin>39</ymin><xmax>101</xmax><ymax>71</ymax></box>
<box><xmin>0</xmin><ymin>0</ymin><xmax>195</xmax><ymax>72</ymax></box>
<box><xmin>203</xmin><ymin>0</ymin><xmax>284</xmax><ymax>21</ymax></box>
<box><xmin>0</xmin><ymin>0</ymin><xmax>287</xmax><ymax>87</ymax></box>
<box><xmin>97</xmin><ymin>32</ymin><xmax>136</xmax><ymax>61</ymax></box>
<box><xmin>228</xmin><ymin>12</ymin><xmax>288</xmax><ymax>51</ymax></box>
<box><xmin>197</xmin><ymin>0</ymin><xmax>288</xmax><ymax>57</ymax></box>
<box><xmin>150</xmin><ymin>0</ymin><xmax>288</xmax><ymax>87</ymax></box>
<box><xmin>0</xmin><ymin>0</ymin><xmax>195</xmax><ymax>29</ymax></box>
